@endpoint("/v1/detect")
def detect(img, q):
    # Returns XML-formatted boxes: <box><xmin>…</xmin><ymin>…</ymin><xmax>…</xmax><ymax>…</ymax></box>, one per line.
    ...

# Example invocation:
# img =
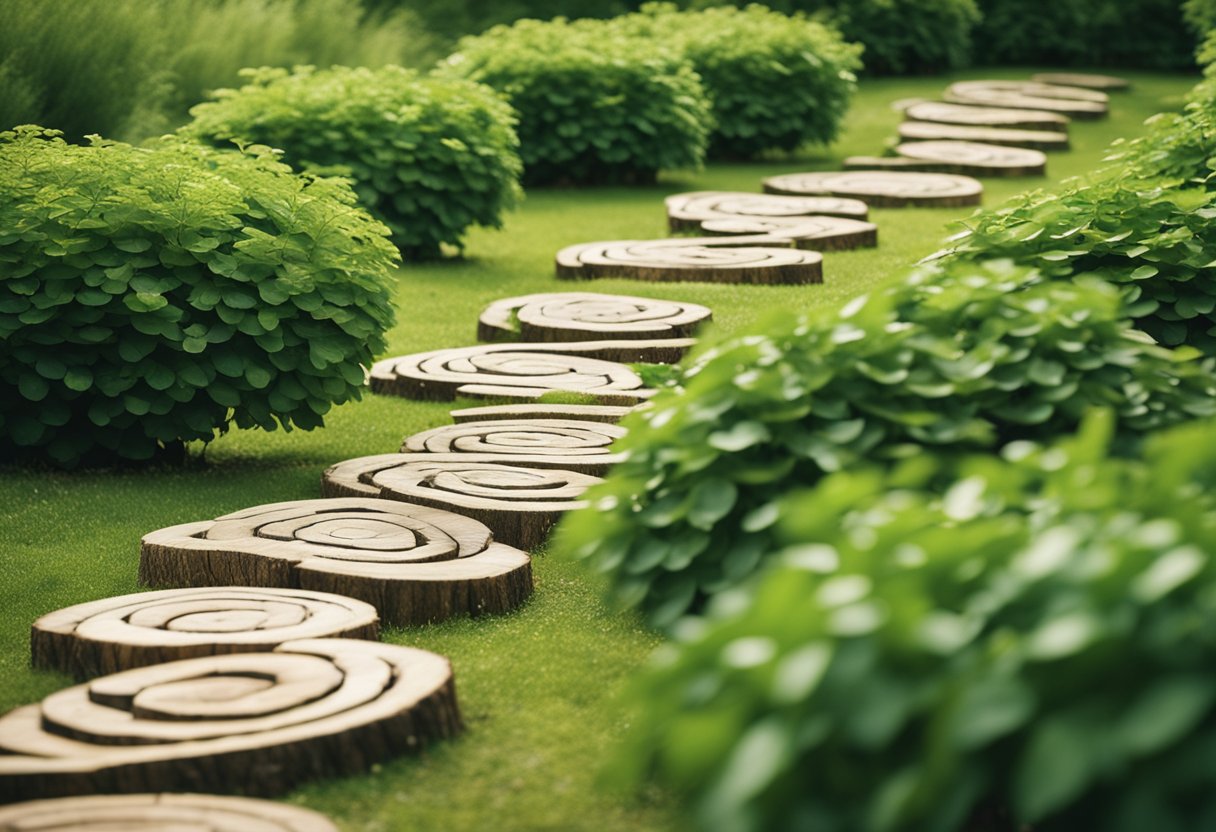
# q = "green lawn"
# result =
<box><xmin>0</xmin><ymin>69</ymin><xmax>1196</xmax><ymax>830</ymax></box>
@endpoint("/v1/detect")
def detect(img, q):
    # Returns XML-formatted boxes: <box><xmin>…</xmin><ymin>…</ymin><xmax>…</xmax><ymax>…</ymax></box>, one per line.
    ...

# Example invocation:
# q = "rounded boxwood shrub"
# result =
<box><xmin>0</xmin><ymin>126</ymin><xmax>397</xmax><ymax>466</ymax></box>
<box><xmin>615</xmin><ymin>413</ymin><xmax>1216</xmax><ymax>831</ymax></box>
<box><xmin>620</xmin><ymin>4</ymin><xmax>861</xmax><ymax>158</ymax></box>
<box><xmin>186</xmin><ymin>65</ymin><xmax>522</xmax><ymax>259</ymax></box>
<box><xmin>557</xmin><ymin>260</ymin><xmax>1216</xmax><ymax>627</ymax></box>
<box><xmin>438</xmin><ymin>17</ymin><xmax>713</xmax><ymax>185</ymax></box>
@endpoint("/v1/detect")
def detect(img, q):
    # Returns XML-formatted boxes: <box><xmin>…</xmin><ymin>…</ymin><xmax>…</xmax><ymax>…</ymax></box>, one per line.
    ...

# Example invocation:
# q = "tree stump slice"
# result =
<box><xmin>845</xmin><ymin>141</ymin><xmax>1047</xmax><ymax>178</ymax></box>
<box><xmin>478</xmin><ymin>292</ymin><xmax>711</xmax><ymax>343</ymax></box>
<box><xmin>322</xmin><ymin>458</ymin><xmax>598</xmax><ymax>551</ymax></box>
<box><xmin>904</xmin><ymin>101</ymin><xmax>1070</xmax><ymax>132</ymax></box>
<box><xmin>696</xmin><ymin>214</ymin><xmax>877</xmax><ymax>250</ymax></box>
<box><xmin>897</xmin><ymin>121</ymin><xmax>1069</xmax><ymax>151</ymax></box>
<box><xmin>943</xmin><ymin>81</ymin><xmax>1108</xmax><ymax>119</ymax></box>
<box><xmin>0</xmin><ymin>793</ymin><xmax>339</xmax><ymax>831</ymax></box>
<box><xmin>764</xmin><ymin>171</ymin><xmax>982</xmax><ymax>208</ymax></box>
<box><xmin>139</xmin><ymin>499</ymin><xmax>532</xmax><ymax>627</ymax></box>
<box><xmin>400</xmin><ymin>419</ymin><xmax>627</xmax><ymax>475</ymax></box>
<box><xmin>1031</xmin><ymin>72</ymin><xmax>1130</xmax><ymax>91</ymax></box>
<box><xmin>555</xmin><ymin>235</ymin><xmax>823</xmax><ymax>285</ymax></box>
<box><xmin>450</xmin><ymin>403</ymin><xmax>638</xmax><ymax>424</ymax></box>
<box><xmin>0</xmin><ymin>639</ymin><xmax>461</xmax><ymax>802</ymax></box>
<box><xmin>31</xmin><ymin>587</ymin><xmax>380</xmax><ymax>680</ymax></box>
<box><xmin>666</xmin><ymin>191</ymin><xmax>869</xmax><ymax>231</ymax></box>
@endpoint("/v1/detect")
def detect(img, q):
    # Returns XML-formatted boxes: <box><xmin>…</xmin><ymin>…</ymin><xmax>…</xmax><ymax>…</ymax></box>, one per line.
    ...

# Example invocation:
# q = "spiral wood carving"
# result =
<box><xmin>0</xmin><ymin>639</ymin><xmax>461</xmax><ymax>802</ymax></box>
<box><xmin>400</xmin><ymin>419</ymin><xmax>627</xmax><ymax>475</ymax></box>
<box><xmin>139</xmin><ymin>499</ymin><xmax>532</xmax><ymax>626</ymax></box>
<box><xmin>0</xmin><ymin>794</ymin><xmax>339</xmax><ymax>831</ymax></box>
<box><xmin>478</xmin><ymin>292</ymin><xmax>711</xmax><ymax>343</ymax></box>
<box><xmin>555</xmin><ymin>235</ymin><xmax>823</xmax><ymax>285</ymax></box>
<box><xmin>904</xmin><ymin>101</ymin><xmax>1070</xmax><ymax>132</ymax></box>
<box><xmin>845</xmin><ymin>141</ymin><xmax>1047</xmax><ymax>178</ymax></box>
<box><xmin>764</xmin><ymin>170</ymin><xmax>983</xmax><ymax>208</ymax></box>
<box><xmin>450</xmin><ymin>402</ymin><xmax>638</xmax><ymax>424</ymax></box>
<box><xmin>943</xmin><ymin>81</ymin><xmax>1109</xmax><ymax>119</ymax></box>
<box><xmin>897</xmin><ymin>121</ymin><xmax>1069</xmax><ymax>151</ymax></box>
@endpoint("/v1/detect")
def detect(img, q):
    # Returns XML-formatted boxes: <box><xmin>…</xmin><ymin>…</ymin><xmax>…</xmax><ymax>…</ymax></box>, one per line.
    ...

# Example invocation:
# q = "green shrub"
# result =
<box><xmin>616</xmin><ymin>413</ymin><xmax>1216</xmax><ymax>831</ymax></box>
<box><xmin>0</xmin><ymin>127</ymin><xmax>398</xmax><ymax>466</ymax></box>
<box><xmin>187</xmin><ymin>65</ymin><xmax>522</xmax><ymax>258</ymax></box>
<box><xmin>438</xmin><ymin>17</ymin><xmax>712</xmax><ymax>185</ymax></box>
<box><xmin>377</xmin><ymin>0</ymin><xmax>635</xmax><ymax>42</ymax></box>
<box><xmin>1185</xmin><ymin>0</ymin><xmax>1216</xmax><ymax>35</ymax></box>
<box><xmin>620</xmin><ymin>4</ymin><xmax>861</xmax><ymax>158</ymax></box>
<box><xmin>557</xmin><ymin>260</ymin><xmax>1216</xmax><ymax>627</ymax></box>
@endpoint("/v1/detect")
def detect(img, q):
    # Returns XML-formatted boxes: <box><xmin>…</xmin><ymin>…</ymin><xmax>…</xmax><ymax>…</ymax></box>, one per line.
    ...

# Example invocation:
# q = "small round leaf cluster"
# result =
<box><xmin>439</xmin><ymin>17</ymin><xmax>713</xmax><ymax>185</ymax></box>
<box><xmin>557</xmin><ymin>260</ymin><xmax>1216</xmax><ymax>627</ymax></box>
<box><xmin>615</xmin><ymin>414</ymin><xmax>1216</xmax><ymax>831</ymax></box>
<box><xmin>0</xmin><ymin>127</ymin><xmax>398</xmax><ymax>465</ymax></box>
<box><xmin>187</xmin><ymin>65</ymin><xmax>522</xmax><ymax>259</ymax></box>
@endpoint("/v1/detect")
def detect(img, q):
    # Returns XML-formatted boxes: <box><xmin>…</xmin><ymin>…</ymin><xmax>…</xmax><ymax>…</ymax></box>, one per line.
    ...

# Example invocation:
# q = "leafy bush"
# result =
<box><xmin>438</xmin><ymin>17</ymin><xmax>712</xmax><ymax>185</ymax></box>
<box><xmin>187</xmin><ymin>65</ymin><xmax>522</xmax><ymax>258</ymax></box>
<box><xmin>1185</xmin><ymin>0</ymin><xmax>1216</xmax><ymax>35</ymax></box>
<box><xmin>616</xmin><ymin>413</ymin><xmax>1216</xmax><ymax>831</ymax></box>
<box><xmin>557</xmin><ymin>260</ymin><xmax>1216</xmax><ymax>627</ymax></box>
<box><xmin>619</xmin><ymin>4</ymin><xmax>861</xmax><ymax>158</ymax></box>
<box><xmin>376</xmin><ymin>0</ymin><xmax>635</xmax><ymax>41</ymax></box>
<box><xmin>0</xmin><ymin>127</ymin><xmax>398</xmax><ymax>466</ymax></box>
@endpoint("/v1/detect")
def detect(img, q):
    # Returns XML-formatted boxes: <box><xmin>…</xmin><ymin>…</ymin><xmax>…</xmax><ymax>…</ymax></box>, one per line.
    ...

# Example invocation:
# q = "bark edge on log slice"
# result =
<box><xmin>764</xmin><ymin>170</ymin><xmax>982</xmax><ymax>208</ymax></box>
<box><xmin>904</xmin><ymin>101</ymin><xmax>1070</xmax><ymax>132</ymax></box>
<box><xmin>451</xmin><ymin>402</ymin><xmax>639</xmax><ymax>424</ymax></box>
<box><xmin>845</xmin><ymin>141</ymin><xmax>1047</xmax><ymax>178</ymax></box>
<box><xmin>0</xmin><ymin>793</ymin><xmax>340</xmax><ymax>831</ymax></box>
<box><xmin>897</xmin><ymin>121</ymin><xmax>1069</xmax><ymax>151</ymax></box>
<box><xmin>478</xmin><ymin>291</ymin><xmax>711</xmax><ymax>343</ymax></box>
<box><xmin>555</xmin><ymin>235</ymin><xmax>823</xmax><ymax>285</ymax></box>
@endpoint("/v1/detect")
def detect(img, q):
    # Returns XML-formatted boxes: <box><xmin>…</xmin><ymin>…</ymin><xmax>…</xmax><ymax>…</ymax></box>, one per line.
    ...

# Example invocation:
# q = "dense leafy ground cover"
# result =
<box><xmin>0</xmin><ymin>70</ymin><xmax>1194</xmax><ymax>830</ymax></box>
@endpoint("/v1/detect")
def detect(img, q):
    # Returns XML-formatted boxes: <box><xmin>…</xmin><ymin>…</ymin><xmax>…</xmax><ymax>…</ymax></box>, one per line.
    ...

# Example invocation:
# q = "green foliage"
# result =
<box><xmin>438</xmin><ymin>17</ymin><xmax>713</xmax><ymax>185</ymax></box>
<box><xmin>1185</xmin><ymin>0</ymin><xmax>1216</xmax><ymax>34</ymax></box>
<box><xmin>619</xmin><ymin>4</ymin><xmax>861</xmax><ymax>158</ymax></box>
<box><xmin>557</xmin><ymin>260</ymin><xmax>1216</xmax><ymax>627</ymax></box>
<box><xmin>187</xmin><ymin>65</ymin><xmax>522</xmax><ymax>258</ymax></box>
<box><xmin>375</xmin><ymin>0</ymin><xmax>637</xmax><ymax>41</ymax></box>
<box><xmin>615</xmin><ymin>413</ymin><xmax>1216</xmax><ymax>831</ymax></box>
<box><xmin>0</xmin><ymin>127</ymin><xmax>398</xmax><ymax>466</ymax></box>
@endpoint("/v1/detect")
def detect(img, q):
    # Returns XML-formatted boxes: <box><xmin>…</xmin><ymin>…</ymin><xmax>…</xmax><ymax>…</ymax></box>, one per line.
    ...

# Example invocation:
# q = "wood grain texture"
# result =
<box><xmin>31</xmin><ymin>587</ymin><xmax>379</xmax><ymax>680</ymax></box>
<box><xmin>1031</xmin><ymin>72</ymin><xmax>1129</xmax><ymax>91</ymax></box>
<box><xmin>478</xmin><ymin>292</ymin><xmax>711</xmax><ymax>343</ymax></box>
<box><xmin>400</xmin><ymin>419</ymin><xmax>627</xmax><ymax>475</ymax></box>
<box><xmin>664</xmin><ymin>191</ymin><xmax>875</xmax><ymax>249</ymax></box>
<box><xmin>555</xmin><ymin>235</ymin><xmax>823</xmax><ymax>285</ymax></box>
<box><xmin>322</xmin><ymin>458</ymin><xmax>598</xmax><ymax>551</ymax></box>
<box><xmin>0</xmin><ymin>639</ymin><xmax>461</xmax><ymax>802</ymax></box>
<box><xmin>0</xmin><ymin>793</ymin><xmax>339</xmax><ymax>831</ymax></box>
<box><xmin>450</xmin><ymin>402</ymin><xmax>638</xmax><ymax>424</ymax></box>
<box><xmin>139</xmin><ymin>499</ymin><xmax>532</xmax><ymax>626</ymax></box>
<box><xmin>897</xmin><ymin>121</ymin><xmax>1069</xmax><ymax>151</ymax></box>
<box><xmin>845</xmin><ymin>141</ymin><xmax>1047</xmax><ymax>178</ymax></box>
<box><xmin>904</xmin><ymin>101</ymin><xmax>1070</xmax><ymax>132</ymax></box>
<box><xmin>764</xmin><ymin>170</ymin><xmax>983</xmax><ymax>207</ymax></box>
<box><xmin>943</xmin><ymin>81</ymin><xmax>1109</xmax><ymax>118</ymax></box>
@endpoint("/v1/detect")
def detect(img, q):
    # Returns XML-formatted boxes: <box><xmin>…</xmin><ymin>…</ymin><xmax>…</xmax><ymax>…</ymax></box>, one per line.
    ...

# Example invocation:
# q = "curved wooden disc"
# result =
<box><xmin>478</xmin><ymin>292</ymin><xmax>711</xmax><ymax>343</ymax></box>
<box><xmin>555</xmin><ymin>235</ymin><xmax>823</xmax><ymax>285</ymax></box>
<box><xmin>897</xmin><ymin>121</ymin><xmax>1069</xmax><ymax>151</ymax></box>
<box><xmin>1031</xmin><ymin>72</ymin><xmax>1130</xmax><ymax>91</ymax></box>
<box><xmin>32</xmin><ymin>587</ymin><xmax>379</xmax><ymax>679</ymax></box>
<box><xmin>0</xmin><ymin>639</ymin><xmax>461</xmax><ymax>801</ymax></box>
<box><xmin>450</xmin><ymin>403</ymin><xmax>638</xmax><ymax>424</ymax></box>
<box><xmin>764</xmin><ymin>170</ymin><xmax>982</xmax><ymax>208</ymax></box>
<box><xmin>697</xmin><ymin>215</ymin><xmax>877</xmax><ymax>251</ymax></box>
<box><xmin>322</xmin><ymin>458</ymin><xmax>599</xmax><ymax>551</ymax></box>
<box><xmin>371</xmin><ymin>342</ymin><xmax>666</xmax><ymax>404</ymax></box>
<box><xmin>139</xmin><ymin>499</ymin><xmax>532</xmax><ymax>627</ymax></box>
<box><xmin>943</xmin><ymin>81</ymin><xmax>1108</xmax><ymax>118</ymax></box>
<box><xmin>666</xmin><ymin>191</ymin><xmax>869</xmax><ymax>229</ymax></box>
<box><xmin>845</xmin><ymin>141</ymin><xmax>1047</xmax><ymax>178</ymax></box>
<box><xmin>0</xmin><ymin>794</ymin><xmax>338</xmax><ymax>831</ymax></box>
<box><xmin>904</xmin><ymin>101</ymin><xmax>1070</xmax><ymax>131</ymax></box>
<box><xmin>401</xmin><ymin>419</ymin><xmax>627</xmax><ymax>475</ymax></box>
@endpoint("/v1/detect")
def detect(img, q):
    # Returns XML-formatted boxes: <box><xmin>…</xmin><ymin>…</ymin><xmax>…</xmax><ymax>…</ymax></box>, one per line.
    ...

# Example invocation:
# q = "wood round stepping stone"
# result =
<box><xmin>0</xmin><ymin>639</ymin><xmax>461</xmax><ymax>802</ymax></box>
<box><xmin>451</xmin><ymin>402</ymin><xmax>638</xmax><ymax>424</ymax></box>
<box><xmin>139</xmin><ymin>499</ymin><xmax>532</xmax><ymax>626</ymax></box>
<box><xmin>665</xmin><ymin>191</ymin><xmax>870</xmax><ymax>233</ymax></box>
<box><xmin>897</xmin><ymin>121</ymin><xmax>1069</xmax><ymax>151</ymax></box>
<box><xmin>845</xmin><ymin>141</ymin><xmax>1047</xmax><ymax>178</ymax></box>
<box><xmin>31</xmin><ymin>587</ymin><xmax>379</xmax><ymax>680</ymax></box>
<box><xmin>478</xmin><ymin>292</ymin><xmax>711</xmax><ymax>343</ymax></box>
<box><xmin>555</xmin><ymin>235</ymin><xmax>823</xmax><ymax>285</ymax></box>
<box><xmin>764</xmin><ymin>170</ymin><xmax>982</xmax><ymax>208</ymax></box>
<box><xmin>371</xmin><ymin>342</ymin><xmax>662</xmax><ymax>404</ymax></box>
<box><xmin>904</xmin><ymin>101</ymin><xmax>1070</xmax><ymax>132</ymax></box>
<box><xmin>1031</xmin><ymin>72</ymin><xmax>1130</xmax><ymax>91</ymax></box>
<box><xmin>400</xmin><ymin>419</ymin><xmax>626</xmax><ymax>475</ymax></box>
<box><xmin>0</xmin><ymin>794</ymin><xmax>339</xmax><ymax>831</ymax></box>
<box><xmin>322</xmin><ymin>457</ymin><xmax>598</xmax><ymax>551</ymax></box>
<box><xmin>943</xmin><ymin>81</ymin><xmax>1108</xmax><ymax>119</ymax></box>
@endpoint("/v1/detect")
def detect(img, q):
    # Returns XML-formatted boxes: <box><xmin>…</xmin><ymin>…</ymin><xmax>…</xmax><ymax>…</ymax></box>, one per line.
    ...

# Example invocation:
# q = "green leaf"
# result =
<box><xmin>1014</xmin><ymin>716</ymin><xmax>1098</xmax><ymax>821</ymax></box>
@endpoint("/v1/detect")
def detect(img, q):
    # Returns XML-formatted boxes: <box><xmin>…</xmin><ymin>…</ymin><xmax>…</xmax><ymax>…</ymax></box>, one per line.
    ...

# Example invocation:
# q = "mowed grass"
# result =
<box><xmin>0</xmin><ymin>69</ymin><xmax>1195</xmax><ymax>830</ymax></box>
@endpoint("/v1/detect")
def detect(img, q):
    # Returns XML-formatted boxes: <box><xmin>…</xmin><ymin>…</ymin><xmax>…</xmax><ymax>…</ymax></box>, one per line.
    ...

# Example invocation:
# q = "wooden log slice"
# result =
<box><xmin>845</xmin><ymin>141</ymin><xmax>1047</xmax><ymax>178</ymax></box>
<box><xmin>322</xmin><ymin>458</ymin><xmax>598</xmax><ymax>551</ymax></box>
<box><xmin>400</xmin><ymin>419</ymin><xmax>627</xmax><ymax>475</ymax></box>
<box><xmin>1031</xmin><ymin>72</ymin><xmax>1130</xmax><ymax>91</ymax></box>
<box><xmin>666</xmin><ymin>191</ymin><xmax>869</xmax><ymax>230</ymax></box>
<box><xmin>139</xmin><ymin>498</ymin><xmax>532</xmax><ymax>627</ymax></box>
<box><xmin>897</xmin><ymin>121</ymin><xmax>1069</xmax><ymax>151</ymax></box>
<box><xmin>0</xmin><ymin>793</ymin><xmax>338</xmax><ymax>831</ymax></box>
<box><xmin>478</xmin><ymin>292</ymin><xmax>711</xmax><ymax>343</ymax></box>
<box><xmin>451</xmin><ymin>403</ymin><xmax>638</xmax><ymax>424</ymax></box>
<box><xmin>764</xmin><ymin>171</ymin><xmax>983</xmax><ymax>208</ymax></box>
<box><xmin>555</xmin><ymin>235</ymin><xmax>823</xmax><ymax>285</ymax></box>
<box><xmin>943</xmin><ymin>81</ymin><xmax>1108</xmax><ymax>119</ymax></box>
<box><xmin>696</xmin><ymin>215</ymin><xmax>877</xmax><ymax>251</ymax></box>
<box><xmin>31</xmin><ymin>587</ymin><xmax>379</xmax><ymax>680</ymax></box>
<box><xmin>0</xmin><ymin>639</ymin><xmax>461</xmax><ymax>802</ymax></box>
<box><xmin>904</xmin><ymin>101</ymin><xmax>1070</xmax><ymax>131</ymax></box>
<box><xmin>371</xmin><ymin>342</ymin><xmax>663</xmax><ymax>405</ymax></box>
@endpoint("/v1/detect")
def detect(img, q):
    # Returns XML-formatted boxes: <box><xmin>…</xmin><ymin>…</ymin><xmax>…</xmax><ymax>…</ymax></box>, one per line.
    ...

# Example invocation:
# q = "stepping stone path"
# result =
<box><xmin>664</xmin><ymin>191</ymin><xmax>877</xmax><ymax>250</ymax></box>
<box><xmin>0</xmin><ymin>794</ymin><xmax>339</xmax><ymax>831</ymax></box>
<box><xmin>765</xmin><ymin>170</ymin><xmax>983</xmax><ymax>208</ymax></box>
<box><xmin>31</xmin><ymin>587</ymin><xmax>379</xmax><ymax>679</ymax></box>
<box><xmin>904</xmin><ymin>101</ymin><xmax>1070</xmax><ymax>131</ymax></box>
<box><xmin>555</xmin><ymin>235</ymin><xmax>823</xmax><ymax>285</ymax></box>
<box><xmin>1032</xmin><ymin>72</ymin><xmax>1130</xmax><ymax>91</ymax></box>
<box><xmin>846</xmin><ymin>141</ymin><xmax>1047</xmax><ymax>178</ymax></box>
<box><xmin>478</xmin><ymin>291</ymin><xmax>711</xmax><ymax>343</ymax></box>
<box><xmin>139</xmin><ymin>499</ymin><xmax>532</xmax><ymax>626</ymax></box>
<box><xmin>322</xmin><ymin>458</ymin><xmax>599</xmax><ymax>551</ymax></box>
<box><xmin>400</xmin><ymin>419</ymin><xmax>627</xmax><ymax>475</ymax></box>
<box><xmin>897</xmin><ymin>121</ymin><xmax>1070</xmax><ymax>151</ymax></box>
<box><xmin>943</xmin><ymin>80</ymin><xmax>1109</xmax><ymax>118</ymax></box>
<box><xmin>0</xmin><ymin>639</ymin><xmax>460</xmax><ymax>801</ymax></box>
<box><xmin>451</xmin><ymin>402</ymin><xmax>637</xmax><ymax>424</ymax></box>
